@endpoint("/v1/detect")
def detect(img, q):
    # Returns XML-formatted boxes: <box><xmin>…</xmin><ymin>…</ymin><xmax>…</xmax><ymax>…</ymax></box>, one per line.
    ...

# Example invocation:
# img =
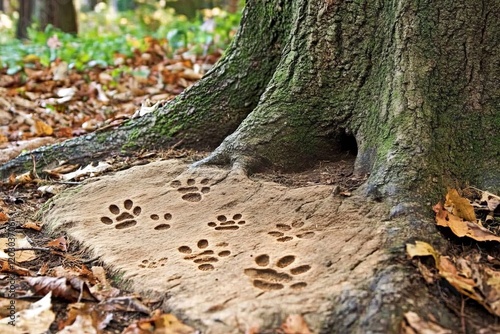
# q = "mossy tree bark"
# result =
<box><xmin>1</xmin><ymin>2</ymin><xmax>499</xmax><ymax>330</ymax></box>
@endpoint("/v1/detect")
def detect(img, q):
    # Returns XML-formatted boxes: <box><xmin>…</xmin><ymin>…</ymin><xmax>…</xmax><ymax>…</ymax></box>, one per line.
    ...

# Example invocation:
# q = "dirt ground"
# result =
<box><xmin>1</xmin><ymin>149</ymin><xmax>499</xmax><ymax>333</ymax></box>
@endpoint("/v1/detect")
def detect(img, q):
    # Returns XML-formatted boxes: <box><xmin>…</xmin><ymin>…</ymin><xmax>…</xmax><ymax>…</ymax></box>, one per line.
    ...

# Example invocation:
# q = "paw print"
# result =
<box><xmin>208</xmin><ymin>214</ymin><xmax>246</xmax><ymax>231</ymax></box>
<box><xmin>138</xmin><ymin>258</ymin><xmax>167</xmax><ymax>269</ymax></box>
<box><xmin>149</xmin><ymin>213</ymin><xmax>173</xmax><ymax>230</ymax></box>
<box><xmin>177</xmin><ymin>239</ymin><xmax>231</xmax><ymax>271</ymax></box>
<box><xmin>268</xmin><ymin>221</ymin><xmax>315</xmax><ymax>242</ymax></box>
<box><xmin>170</xmin><ymin>178</ymin><xmax>211</xmax><ymax>202</ymax></box>
<box><xmin>244</xmin><ymin>254</ymin><xmax>311</xmax><ymax>291</ymax></box>
<box><xmin>100</xmin><ymin>199</ymin><xmax>141</xmax><ymax>229</ymax></box>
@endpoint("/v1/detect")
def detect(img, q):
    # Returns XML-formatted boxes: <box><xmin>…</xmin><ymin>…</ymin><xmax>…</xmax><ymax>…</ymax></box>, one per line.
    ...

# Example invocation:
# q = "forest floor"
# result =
<box><xmin>0</xmin><ymin>149</ymin><xmax>370</xmax><ymax>333</ymax></box>
<box><xmin>0</xmin><ymin>32</ymin><xmax>499</xmax><ymax>334</ymax></box>
<box><xmin>1</xmin><ymin>147</ymin><xmax>500</xmax><ymax>333</ymax></box>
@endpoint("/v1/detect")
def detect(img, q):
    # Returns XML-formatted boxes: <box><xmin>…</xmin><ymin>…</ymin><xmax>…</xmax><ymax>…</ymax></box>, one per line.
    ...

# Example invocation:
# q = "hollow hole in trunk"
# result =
<box><xmin>338</xmin><ymin>131</ymin><xmax>358</xmax><ymax>157</ymax></box>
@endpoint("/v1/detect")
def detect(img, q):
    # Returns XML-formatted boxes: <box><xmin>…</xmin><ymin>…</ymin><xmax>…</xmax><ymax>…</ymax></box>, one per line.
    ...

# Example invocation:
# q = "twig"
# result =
<box><xmin>82</xmin><ymin>256</ymin><xmax>100</xmax><ymax>264</ymax></box>
<box><xmin>4</xmin><ymin>247</ymin><xmax>51</xmax><ymax>252</ymax></box>
<box><xmin>52</xmin><ymin>181</ymin><xmax>82</xmax><ymax>185</ymax></box>
<box><xmin>466</xmin><ymin>186</ymin><xmax>500</xmax><ymax>199</ymax></box>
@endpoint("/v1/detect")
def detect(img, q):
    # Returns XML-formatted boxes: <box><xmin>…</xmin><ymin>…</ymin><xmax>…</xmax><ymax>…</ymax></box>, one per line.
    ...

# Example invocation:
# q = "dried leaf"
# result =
<box><xmin>0</xmin><ymin>298</ymin><xmax>31</xmax><ymax>317</ymax></box>
<box><xmin>56</xmin><ymin>313</ymin><xmax>98</xmax><ymax>334</ymax></box>
<box><xmin>57</xmin><ymin>303</ymin><xmax>112</xmax><ymax>334</ymax></box>
<box><xmin>46</xmin><ymin>236</ymin><xmax>68</xmax><ymax>252</ymax></box>
<box><xmin>11</xmin><ymin>171</ymin><xmax>36</xmax><ymax>185</ymax></box>
<box><xmin>0</xmin><ymin>292</ymin><xmax>55</xmax><ymax>334</ymax></box>
<box><xmin>408</xmin><ymin>241</ymin><xmax>500</xmax><ymax>316</ymax></box>
<box><xmin>481</xmin><ymin>191</ymin><xmax>500</xmax><ymax>212</ymax></box>
<box><xmin>0</xmin><ymin>212</ymin><xmax>9</xmax><ymax>224</ymax></box>
<box><xmin>433</xmin><ymin>202</ymin><xmax>500</xmax><ymax>242</ymax></box>
<box><xmin>0</xmin><ymin>259</ymin><xmax>32</xmax><ymax>276</ymax></box>
<box><xmin>60</xmin><ymin>162</ymin><xmax>112</xmax><ymax>181</ymax></box>
<box><xmin>122</xmin><ymin>311</ymin><xmax>195</xmax><ymax>334</ymax></box>
<box><xmin>35</xmin><ymin>120</ymin><xmax>54</xmax><ymax>136</ymax></box>
<box><xmin>445</xmin><ymin>189</ymin><xmax>476</xmax><ymax>222</ymax></box>
<box><xmin>25</xmin><ymin>276</ymin><xmax>97</xmax><ymax>302</ymax></box>
<box><xmin>21</xmin><ymin>221</ymin><xmax>43</xmax><ymax>231</ymax></box>
<box><xmin>0</xmin><ymin>234</ymin><xmax>38</xmax><ymax>262</ymax></box>
<box><xmin>402</xmin><ymin>312</ymin><xmax>452</xmax><ymax>334</ymax></box>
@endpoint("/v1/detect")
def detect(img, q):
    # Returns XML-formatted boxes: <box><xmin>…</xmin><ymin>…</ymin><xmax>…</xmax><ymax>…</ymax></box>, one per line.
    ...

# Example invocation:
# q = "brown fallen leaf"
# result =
<box><xmin>402</xmin><ymin>311</ymin><xmax>452</xmax><ymax>334</ymax></box>
<box><xmin>58</xmin><ymin>303</ymin><xmax>111</xmax><ymax>333</ymax></box>
<box><xmin>281</xmin><ymin>314</ymin><xmax>312</xmax><ymax>334</ymax></box>
<box><xmin>0</xmin><ymin>298</ymin><xmax>32</xmax><ymax>317</ymax></box>
<box><xmin>25</xmin><ymin>276</ymin><xmax>97</xmax><ymax>302</ymax></box>
<box><xmin>444</xmin><ymin>189</ymin><xmax>476</xmax><ymax>222</ymax></box>
<box><xmin>122</xmin><ymin>311</ymin><xmax>195</xmax><ymax>334</ymax></box>
<box><xmin>0</xmin><ymin>234</ymin><xmax>38</xmax><ymax>262</ymax></box>
<box><xmin>34</xmin><ymin>120</ymin><xmax>54</xmax><ymax>136</ymax></box>
<box><xmin>0</xmin><ymin>212</ymin><xmax>8</xmax><ymax>224</ymax></box>
<box><xmin>10</xmin><ymin>171</ymin><xmax>39</xmax><ymax>185</ymax></box>
<box><xmin>433</xmin><ymin>202</ymin><xmax>500</xmax><ymax>242</ymax></box>
<box><xmin>407</xmin><ymin>241</ymin><xmax>500</xmax><ymax>316</ymax></box>
<box><xmin>0</xmin><ymin>292</ymin><xmax>55</xmax><ymax>334</ymax></box>
<box><xmin>46</xmin><ymin>236</ymin><xmax>68</xmax><ymax>252</ymax></box>
<box><xmin>43</xmin><ymin>164</ymin><xmax>79</xmax><ymax>179</ymax></box>
<box><xmin>21</xmin><ymin>221</ymin><xmax>43</xmax><ymax>231</ymax></box>
<box><xmin>0</xmin><ymin>259</ymin><xmax>32</xmax><ymax>276</ymax></box>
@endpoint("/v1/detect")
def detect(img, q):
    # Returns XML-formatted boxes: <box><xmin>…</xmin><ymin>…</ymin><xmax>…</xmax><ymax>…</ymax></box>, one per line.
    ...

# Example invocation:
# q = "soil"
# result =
<box><xmin>0</xmin><ymin>149</ymin><xmax>364</xmax><ymax>333</ymax></box>
<box><xmin>0</xmin><ymin>149</ymin><xmax>498</xmax><ymax>334</ymax></box>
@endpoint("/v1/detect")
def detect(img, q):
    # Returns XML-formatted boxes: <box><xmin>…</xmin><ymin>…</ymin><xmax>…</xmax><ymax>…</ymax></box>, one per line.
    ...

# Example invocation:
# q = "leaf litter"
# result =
<box><xmin>0</xmin><ymin>36</ymin><xmax>314</xmax><ymax>332</ymax></box>
<box><xmin>406</xmin><ymin>188</ymin><xmax>500</xmax><ymax>333</ymax></box>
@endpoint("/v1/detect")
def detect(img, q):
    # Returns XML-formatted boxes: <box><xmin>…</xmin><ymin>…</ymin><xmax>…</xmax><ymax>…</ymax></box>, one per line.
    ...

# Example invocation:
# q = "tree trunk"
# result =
<box><xmin>7</xmin><ymin>0</ymin><xmax>496</xmax><ymax>200</ymax></box>
<box><xmin>16</xmin><ymin>0</ymin><xmax>33</xmax><ymax>39</ymax></box>
<box><xmin>1</xmin><ymin>1</ymin><xmax>499</xmax><ymax>330</ymax></box>
<box><xmin>40</xmin><ymin>0</ymin><xmax>78</xmax><ymax>34</ymax></box>
<box><xmin>226</xmin><ymin>0</ymin><xmax>239</xmax><ymax>13</ymax></box>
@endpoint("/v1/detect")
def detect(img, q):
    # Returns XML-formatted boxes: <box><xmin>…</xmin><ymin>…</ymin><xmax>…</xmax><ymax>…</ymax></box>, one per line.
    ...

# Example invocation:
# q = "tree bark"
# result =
<box><xmin>16</xmin><ymin>0</ymin><xmax>34</xmax><ymax>39</ymax></box>
<box><xmin>6</xmin><ymin>0</ymin><xmax>496</xmax><ymax>202</ymax></box>
<box><xmin>1</xmin><ymin>2</ymin><xmax>499</xmax><ymax>330</ymax></box>
<box><xmin>0</xmin><ymin>0</ymin><xmax>290</xmax><ymax>176</ymax></box>
<box><xmin>40</xmin><ymin>0</ymin><xmax>78</xmax><ymax>34</ymax></box>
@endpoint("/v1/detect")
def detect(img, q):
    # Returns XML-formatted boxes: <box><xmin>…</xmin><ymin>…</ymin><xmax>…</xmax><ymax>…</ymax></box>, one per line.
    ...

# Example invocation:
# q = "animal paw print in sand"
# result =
<box><xmin>138</xmin><ymin>258</ymin><xmax>167</xmax><ymax>269</ymax></box>
<box><xmin>100</xmin><ymin>199</ymin><xmax>141</xmax><ymax>229</ymax></box>
<box><xmin>268</xmin><ymin>221</ymin><xmax>315</xmax><ymax>242</ymax></box>
<box><xmin>244</xmin><ymin>254</ymin><xmax>311</xmax><ymax>291</ymax></box>
<box><xmin>178</xmin><ymin>239</ymin><xmax>231</xmax><ymax>271</ymax></box>
<box><xmin>170</xmin><ymin>178</ymin><xmax>210</xmax><ymax>202</ymax></box>
<box><xmin>149</xmin><ymin>213</ymin><xmax>173</xmax><ymax>230</ymax></box>
<box><xmin>208</xmin><ymin>214</ymin><xmax>246</xmax><ymax>231</ymax></box>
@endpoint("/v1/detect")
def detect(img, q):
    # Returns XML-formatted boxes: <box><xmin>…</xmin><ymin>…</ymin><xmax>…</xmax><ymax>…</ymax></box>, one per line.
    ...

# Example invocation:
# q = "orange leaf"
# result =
<box><xmin>35</xmin><ymin>120</ymin><xmax>54</xmax><ymax>136</ymax></box>
<box><xmin>0</xmin><ymin>212</ymin><xmax>9</xmax><ymax>224</ymax></box>
<box><xmin>21</xmin><ymin>222</ymin><xmax>43</xmax><ymax>231</ymax></box>
<box><xmin>46</xmin><ymin>236</ymin><xmax>67</xmax><ymax>252</ymax></box>
<box><xmin>433</xmin><ymin>202</ymin><xmax>500</xmax><ymax>242</ymax></box>
<box><xmin>445</xmin><ymin>189</ymin><xmax>476</xmax><ymax>222</ymax></box>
